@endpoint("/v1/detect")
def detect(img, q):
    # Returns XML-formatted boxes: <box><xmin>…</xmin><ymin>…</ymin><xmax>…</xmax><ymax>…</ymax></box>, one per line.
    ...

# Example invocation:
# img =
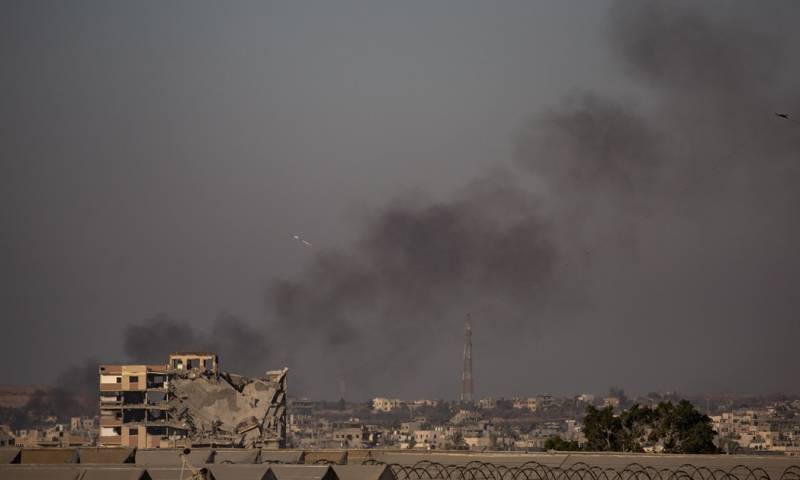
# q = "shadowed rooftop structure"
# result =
<box><xmin>78</xmin><ymin>447</ymin><xmax>135</xmax><ymax>464</ymax></box>
<box><xmin>333</xmin><ymin>465</ymin><xmax>395</xmax><ymax>480</ymax></box>
<box><xmin>135</xmin><ymin>448</ymin><xmax>213</xmax><ymax>467</ymax></box>
<box><xmin>208</xmin><ymin>464</ymin><xmax>276</xmax><ymax>480</ymax></box>
<box><xmin>19</xmin><ymin>448</ymin><xmax>78</xmax><ymax>464</ymax></box>
<box><xmin>0</xmin><ymin>449</ymin><xmax>19</xmax><ymax>464</ymax></box>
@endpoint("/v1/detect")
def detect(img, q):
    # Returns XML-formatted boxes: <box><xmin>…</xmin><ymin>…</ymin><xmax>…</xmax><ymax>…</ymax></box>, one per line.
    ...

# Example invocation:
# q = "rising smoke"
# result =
<box><xmin>263</xmin><ymin>0</ymin><xmax>800</xmax><ymax>398</ymax></box>
<box><xmin>94</xmin><ymin>1</ymin><xmax>800</xmax><ymax>400</ymax></box>
<box><xmin>122</xmin><ymin>312</ymin><xmax>269</xmax><ymax>376</ymax></box>
<box><xmin>3</xmin><ymin>358</ymin><xmax>100</xmax><ymax>427</ymax></box>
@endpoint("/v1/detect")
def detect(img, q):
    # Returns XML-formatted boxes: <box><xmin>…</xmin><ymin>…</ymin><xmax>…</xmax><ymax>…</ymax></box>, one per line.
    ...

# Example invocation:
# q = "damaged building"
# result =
<box><xmin>98</xmin><ymin>352</ymin><xmax>287</xmax><ymax>449</ymax></box>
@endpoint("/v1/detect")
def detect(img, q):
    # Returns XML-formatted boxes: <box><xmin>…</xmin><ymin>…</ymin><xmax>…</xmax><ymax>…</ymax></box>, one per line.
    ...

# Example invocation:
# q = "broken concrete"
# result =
<box><xmin>99</xmin><ymin>353</ymin><xmax>287</xmax><ymax>449</ymax></box>
<box><xmin>167</xmin><ymin>368</ymin><xmax>287</xmax><ymax>448</ymax></box>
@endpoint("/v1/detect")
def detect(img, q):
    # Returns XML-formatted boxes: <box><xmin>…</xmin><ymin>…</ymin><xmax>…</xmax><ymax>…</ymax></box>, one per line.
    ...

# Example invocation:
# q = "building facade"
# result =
<box><xmin>99</xmin><ymin>353</ymin><xmax>217</xmax><ymax>448</ymax></box>
<box><xmin>99</xmin><ymin>352</ymin><xmax>287</xmax><ymax>449</ymax></box>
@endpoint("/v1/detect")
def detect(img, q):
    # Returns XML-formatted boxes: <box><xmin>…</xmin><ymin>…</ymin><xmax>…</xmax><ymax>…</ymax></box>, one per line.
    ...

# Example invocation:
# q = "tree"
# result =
<box><xmin>582</xmin><ymin>400</ymin><xmax>718</xmax><ymax>454</ymax></box>
<box><xmin>582</xmin><ymin>405</ymin><xmax>622</xmax><ymax>451</ymax></box>
<box><xmin>618</xmin><ymin>403</ymin><xmax>656</xmax><ymax>452</ymax></box>
<box><xmin>544</xmin><ymin>435</ymin><xmax>581</xmax><ymax>451</ymax></box>
<box><xmin>651</xmin><ymin>400</ymin><xmax>717</xmax><ymax>454</ymax></box>
<box><xmin>446</xmin><ymin>431</ymin><xmax>467</xmax><ymax>450</ymax></box>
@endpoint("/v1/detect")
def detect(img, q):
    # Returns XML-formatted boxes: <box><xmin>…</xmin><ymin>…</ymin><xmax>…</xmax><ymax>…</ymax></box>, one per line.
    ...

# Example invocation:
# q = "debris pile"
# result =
<box><xmin>167</xmin><ymin>368</ymin><xmax>287</xmax><ymax>448</ymax></box>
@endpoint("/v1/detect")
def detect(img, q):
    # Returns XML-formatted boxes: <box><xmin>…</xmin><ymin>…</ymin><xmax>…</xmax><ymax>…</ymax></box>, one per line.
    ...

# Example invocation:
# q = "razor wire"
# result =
<box><xmin>360</xmin><ymin>459</ymin><xmax>800</xmax><ymax>480</ymax></box>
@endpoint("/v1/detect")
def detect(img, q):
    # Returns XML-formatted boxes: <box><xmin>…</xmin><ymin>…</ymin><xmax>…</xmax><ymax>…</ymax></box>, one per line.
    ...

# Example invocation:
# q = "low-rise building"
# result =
<box><xmin>372</xmin><ymin>397</ymin><xmax>404</xmax><ymax>412</ymax></box>
<box><xmin>464</xmin><ymin>434</ymin><xmax>491</xmax><ymax>449</ymax></box>
<box><xmin>332</xmin><ymin>426</ymin><xmax>366</xmax><ymax>448</ymax></box>
<box><xmin>414</xmin><ymin>428</ymin><xmax>447</xmax><ymax>449</ymax></box>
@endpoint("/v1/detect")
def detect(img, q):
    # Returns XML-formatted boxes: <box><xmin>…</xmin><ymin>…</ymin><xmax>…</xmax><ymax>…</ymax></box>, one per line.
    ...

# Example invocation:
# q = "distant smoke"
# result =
<box><xmin>122</xmin><ymin>312</ymin><xmax>269</xmax><ymax>376</ymax></box>
<box><xmin>9</xmin><ymin>358</ymin><xmax>99</xmax><ymax>426</ymax></box>
<box><xmin>264</xmin><ymin>0</ymin><xmax>800</xmax><ymax>398</ymax></box>
<box><xmin>268</xmin><ymin>171</ymin><xmax>557</xmax><ymax>396</ymax></box>
<box><xmin>123</xmin><ymin>314</ymin><xmax>203</xmax><ymax>363</ymax></box>
<box><xmin>8</xmin><ymin>313</ymin><xmax>272</xmax><ymax>427</ymax></box>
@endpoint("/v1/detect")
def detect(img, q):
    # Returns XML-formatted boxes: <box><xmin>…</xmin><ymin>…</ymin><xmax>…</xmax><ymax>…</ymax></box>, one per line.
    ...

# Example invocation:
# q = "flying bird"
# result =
<box><xmin>775</xmin><ymin>112</ymin><xmax>800</xmax><ymax>124</ymax></box>
<box><xmin>293</xmin><ymin>234</ymin><xmax>312</xmax><ymax>247</ymax></box>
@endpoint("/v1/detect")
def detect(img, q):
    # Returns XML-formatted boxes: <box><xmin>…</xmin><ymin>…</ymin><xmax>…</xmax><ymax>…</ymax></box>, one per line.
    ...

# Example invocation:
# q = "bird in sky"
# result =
<box><xmin>775</xmin><ymin>112</ymin><xmax>800</xmax><ymax>125</ymax></box>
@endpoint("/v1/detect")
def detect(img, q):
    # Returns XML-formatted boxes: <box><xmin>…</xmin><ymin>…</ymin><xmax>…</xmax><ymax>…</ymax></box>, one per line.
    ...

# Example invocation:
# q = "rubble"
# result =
<box><xmin>167</xmin><ymin>368</ymin><xmax>287</xmax><ymax>448</ymax></box>
<box><xmin>98</xmin><ymin>353</ymin><xmax>287</xmax><ymax>448</ymax></box>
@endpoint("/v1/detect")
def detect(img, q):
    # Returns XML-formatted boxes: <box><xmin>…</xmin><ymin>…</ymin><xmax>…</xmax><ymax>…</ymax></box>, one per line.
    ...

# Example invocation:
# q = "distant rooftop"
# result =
<box><xmin>168</xmin><ymin>352</ymin><xmax>217</xmax><ymax>356</ymax></box>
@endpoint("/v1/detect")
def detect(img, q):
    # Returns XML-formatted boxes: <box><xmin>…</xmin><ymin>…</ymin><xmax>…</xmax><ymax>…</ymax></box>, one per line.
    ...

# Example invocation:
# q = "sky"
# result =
<box><xmin>1</xmin><ymin>1</ymin><xmax>799</xmax><ymax>400</ymax></box>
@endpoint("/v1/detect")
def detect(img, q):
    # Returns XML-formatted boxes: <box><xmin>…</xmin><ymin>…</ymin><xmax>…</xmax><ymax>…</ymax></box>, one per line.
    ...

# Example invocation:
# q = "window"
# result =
<box><xmin>203</xmin><ymin>359</ymin><xmax>213</xmax><ymax>369</ymax></box>
<box><xmin>129</xmin><ymin>376</ymin><xmax>139</xmax><ymax>383</ymax></box>
<box><xmin>116</xmin><ymin>377</ymin><xmax>122</xmax><ymax>383</ymax></box>
<box><xmin>188</xmin><ymin>358</ymin><xmax>200</xmax><ymax>369</ymax></box>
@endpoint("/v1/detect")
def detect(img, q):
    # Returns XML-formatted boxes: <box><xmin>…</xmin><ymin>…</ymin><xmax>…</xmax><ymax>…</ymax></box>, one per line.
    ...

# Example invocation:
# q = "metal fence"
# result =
<box><xmin>361</xmin><ymin>460</ymin><xmax>800</xmax><ymax>480</ymax></box>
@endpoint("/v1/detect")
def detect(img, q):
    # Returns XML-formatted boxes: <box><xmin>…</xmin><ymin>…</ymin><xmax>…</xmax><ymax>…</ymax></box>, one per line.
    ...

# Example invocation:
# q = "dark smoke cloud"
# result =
<box><xmin>3</xmin><ymin>358</ymin><xmax>100</xmax><ymax>427</ymax></box>
<box><xmin>268</xmin><ymin>171</ymin><xmax>558</xmax><ymax>397</ymax></box>
<box><xmin>515</xmin><ymin>93</ymin><xmax>660</xmax><ymax>196</ymax></box>
<box><xmin>263</xmin><ymin>0</ymin><xmax>800</xmax><ymax>399</ymax></box>
<box><xmin>123</xmin><ymin>314</ymin><xmax>203</xmax><ymax>363</ymax></box>
<box><xmin>5</xmin><ymin>314</ymin><xmax>272</xmax><ymax>427</ymax></box>
<box><xmin>122</xmin><ymin>312</ymin><xmax>269</xmax><ymax>376</ymax></box>
<box><xmin>609</xmin><ymin>2</ymin><xmax>783</xmax><ymax>96</ymax></box>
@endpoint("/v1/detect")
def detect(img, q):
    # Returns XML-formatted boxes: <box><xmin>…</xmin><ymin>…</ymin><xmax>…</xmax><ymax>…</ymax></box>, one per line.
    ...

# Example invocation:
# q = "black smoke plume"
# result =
<box><xmin>1</xmin><ymin>358</ymin><xmax>99</xmax><ymax>428</ymax></box>
<box><xmin>122</xmin><ymin>312</ymin><xmax>269</xmax><ymax>376</ymax></box>
<box><xmin>264</xmin><ymin>0</ymin><xmax>800</xmax><ymax>399</ymax></box>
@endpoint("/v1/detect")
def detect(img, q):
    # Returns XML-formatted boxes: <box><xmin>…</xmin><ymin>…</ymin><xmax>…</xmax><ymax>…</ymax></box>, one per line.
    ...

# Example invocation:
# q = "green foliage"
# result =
<box><xmin>446</xmin><ymin>431</ymin><xmax>467</xmax><ymax>450</ymax></box>
<box><xmin>582</xmin><ymin>400</ymin><xmax>718</xmax><ymax>454</ymax></box>
<box><xmin>583</xmin><ymin>405</ymin><xmax>622</xmax><ymax>451</ymax></box>
<box><xmin>619</xmin><ymin>403</ymin><xmax>656</xmax><ymax>452</ymax></box>
<box><xmin>544</xmin><ymin>435</ymin><xmax>581</xmax><ymax>451</ymax></box>
<box><xmin>651</xmin><ymin>400</ymin><xmax>717</xmax><ymax>453</ymax></box>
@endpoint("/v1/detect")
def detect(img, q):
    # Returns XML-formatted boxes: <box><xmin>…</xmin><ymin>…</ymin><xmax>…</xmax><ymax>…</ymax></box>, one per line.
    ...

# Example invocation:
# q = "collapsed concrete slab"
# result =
<box><xmin>168</xmin><ymin>368</ymin><xmax>287</xmax><ymax>448</ymax></box>
<box><xmin>99</xmin><ymin>353</ymin><xmax>287</xmax><ymax>449</ymax></box>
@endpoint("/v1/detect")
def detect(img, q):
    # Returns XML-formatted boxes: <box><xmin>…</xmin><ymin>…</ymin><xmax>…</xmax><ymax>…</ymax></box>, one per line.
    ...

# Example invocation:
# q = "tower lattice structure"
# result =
<box><xmin>461</xmin><ymin>317</ymin><xmax>473</xmax><ymax>402</ymax></box>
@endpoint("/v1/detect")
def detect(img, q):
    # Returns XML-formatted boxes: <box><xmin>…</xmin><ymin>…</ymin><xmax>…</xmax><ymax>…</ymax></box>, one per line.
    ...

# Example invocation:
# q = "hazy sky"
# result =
<box><xmin>2</xmin><ymin>1</ymin><xmax>799</xmax><ymax>399</ymax></box>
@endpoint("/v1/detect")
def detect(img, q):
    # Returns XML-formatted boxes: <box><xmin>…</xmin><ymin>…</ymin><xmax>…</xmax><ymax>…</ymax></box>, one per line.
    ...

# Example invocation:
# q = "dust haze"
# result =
<box><xmin>265</xmin><ymin>0</ymin><xmax>800</xmax><ymax>398</ymax></box>
<box><xmin>2</xmin><ymin>0</ymin><xmax>798</xmax><ymax>399</ymax></box>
